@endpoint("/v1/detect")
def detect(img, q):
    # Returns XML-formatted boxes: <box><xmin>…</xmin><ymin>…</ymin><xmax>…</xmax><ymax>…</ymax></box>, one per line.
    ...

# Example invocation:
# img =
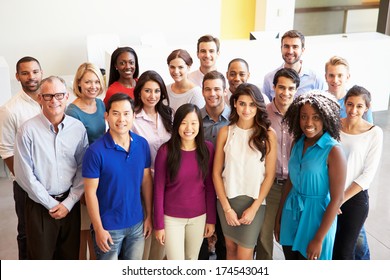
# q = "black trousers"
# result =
<box><xmin>198</xmin><ymin>214</ymin><xmax>226</xmax><ymax>260</ymax></box>
<box><xmin>25</xmin><ymin>195</ymin><xmax>80</xmax><ymax>259</ymax></box>
<box><xmin>282</xmin><ymin>245</ymin><xmax>306</xmax><ymax>260</ymax></box>
<box><xmin>13</xmin><ymin>181</ymin><xmax>28</xmax><ymax>260</ymax></box>
<box><xmin>333</xmin><ymin>190</ymin><xmax>369</xmax><ymax>260</ymax></box>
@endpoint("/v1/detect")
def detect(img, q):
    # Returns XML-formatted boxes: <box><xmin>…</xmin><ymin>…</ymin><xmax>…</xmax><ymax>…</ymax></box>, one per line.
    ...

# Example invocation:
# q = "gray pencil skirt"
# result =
<box><xmin>217</xmin><ymin>195</ymin><xmax>265</xmax><ymax>249</ymax></box>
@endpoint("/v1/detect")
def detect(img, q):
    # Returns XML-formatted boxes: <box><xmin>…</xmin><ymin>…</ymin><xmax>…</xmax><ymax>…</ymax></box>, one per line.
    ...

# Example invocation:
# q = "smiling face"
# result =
<box><xmin>105</xmin><ymin>99</ymin><xmax>134</xmax><ymax>137</ymax></box>
<box><xmin>281</xmin><ymin>37</ymin><xmax>304</xmax><ymax>66</ymax></box>
<box><xmin>115</xmin><ymin>51</ymin><xmax>136</xmax><ymax>81</ymax></box>
<box><xmin>325</xmin><ymin>64</ymin><xmax>350</xmax><ymax>97</ymax></box>
<box><xmin>273</xmin><ymin>76</ymin><xmax>296</xmax><ymax>110</ymax></box>
<box><xmin>234</xmin><ymin>94</ymin><xmax>257</xmax><ymax>122</ymax></box>
<box><xmin>140</xmin><ymin>81</ymin><xmax>161</xmax><ymax>111</ymax></box>
<box><xmin>16</xmin><ymin>61</ymin><xmax>43</xmax><ymax>95</ymax></box>
<box><xmin>178</xmin><ymin>111</ymin><xmax>200</xmax><ymax>144</ymax></box>
<box><xmin>202</xmin><ymin>78</ymin><xmax>226</xmax><ymax>110</ymax></box>
<box><xmin>300</xmin><ymin>103</ymin><xmax>324</xmax><ymax>142</ymax></box>
<box><xmin>197</xmin><ymin>41</ymin><xmax>219</xmax><ymax>70</ymax></box>
<box><xmin>39</xmin><ymin>78</ymin><xmax>69</xmax><ymax>124</ymax></box>
<box><xmin>78</xmin><ymin>70</ymin><xmax>101</xmax><ymax>100</ymax></box>
<box><xmin>169</xmin><ymin>57</ymin><xmax>190</xmax><ymax>83</ymax></box>
<box><xmin>226</xmin><ymin>61</ymin><xmax>250</xmax><ymax>93</ymax></box>
<box><xmin>345</xmin><ymin>95</ymin><xmax>368</xmax><ymax>121</ymax></box>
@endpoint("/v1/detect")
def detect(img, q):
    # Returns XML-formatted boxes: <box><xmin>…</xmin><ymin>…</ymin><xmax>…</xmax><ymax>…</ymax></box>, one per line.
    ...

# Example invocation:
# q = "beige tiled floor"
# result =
<box><xmin>1</xmin><ymin>109</ymin><xmax>389</xmax><ymax>260</ymax></box>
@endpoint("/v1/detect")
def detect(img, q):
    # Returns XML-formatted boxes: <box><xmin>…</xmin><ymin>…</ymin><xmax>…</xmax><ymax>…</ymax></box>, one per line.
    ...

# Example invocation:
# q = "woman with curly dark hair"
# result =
<box><xmin>213</xmin><ymin>83</ymin><xmax>277</xmax><ymax>260</ymax></box>
<box><xmin>274</xmin><ymin>90</ymin><xmax>347</xmax><ymax>260</ymax></box>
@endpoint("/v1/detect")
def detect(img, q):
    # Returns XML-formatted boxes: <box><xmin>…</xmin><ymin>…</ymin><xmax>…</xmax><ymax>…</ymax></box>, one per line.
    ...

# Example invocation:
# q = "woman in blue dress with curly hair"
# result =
<box><xmin>275</xmin><ymin>91</ymin><xmax>347</xmax><ymax>260</ymax></box>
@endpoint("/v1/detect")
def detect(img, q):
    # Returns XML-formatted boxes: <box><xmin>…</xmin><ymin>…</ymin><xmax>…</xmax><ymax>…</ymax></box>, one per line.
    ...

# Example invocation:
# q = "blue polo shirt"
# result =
<box><xmin>82</xmin><ymin>130</ymin><xmax>151</xmax><ymax>230</ymax></box>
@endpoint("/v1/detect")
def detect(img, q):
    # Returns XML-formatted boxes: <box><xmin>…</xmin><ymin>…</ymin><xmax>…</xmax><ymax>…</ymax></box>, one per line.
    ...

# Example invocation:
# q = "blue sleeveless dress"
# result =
<box><xmin>280</xmin><ymin>132</ymin><xmax>338</xmax><ymax>260</ymax></box>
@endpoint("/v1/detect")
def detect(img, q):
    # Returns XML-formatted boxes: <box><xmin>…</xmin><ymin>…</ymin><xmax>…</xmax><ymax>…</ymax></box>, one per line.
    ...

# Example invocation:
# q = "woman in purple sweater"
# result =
<box><xmin>153</xmin><ymin>104</ymin><xmax>216</xmax><ymax>260</ymax></box>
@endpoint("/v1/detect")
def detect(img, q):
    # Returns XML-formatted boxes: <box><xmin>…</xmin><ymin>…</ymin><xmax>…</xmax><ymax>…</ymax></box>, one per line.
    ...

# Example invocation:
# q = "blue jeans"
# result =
<box><xmin>355</xmin><ymin>226</ymin><xmax>370</xmax><ymax>260</ymax></box>
<box><xmin>92</xmin><ymin>221</ymin><xmax>145</xmax><ymax>260</ymax></box>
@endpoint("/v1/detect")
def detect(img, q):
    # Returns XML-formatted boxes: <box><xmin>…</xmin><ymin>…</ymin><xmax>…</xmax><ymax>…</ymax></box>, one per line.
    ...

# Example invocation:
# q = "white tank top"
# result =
<box><xmin>222</xmin><ymin>124</ymin><xmax>266</xmax><ymax>200</ymax></box>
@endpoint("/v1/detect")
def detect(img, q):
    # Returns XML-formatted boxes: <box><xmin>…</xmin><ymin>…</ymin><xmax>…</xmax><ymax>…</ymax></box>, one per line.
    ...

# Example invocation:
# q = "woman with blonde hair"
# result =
<box><xmin>66</xmin><ymin>62</ymin><xmax>106</xmax><ymax>259</ymax></box>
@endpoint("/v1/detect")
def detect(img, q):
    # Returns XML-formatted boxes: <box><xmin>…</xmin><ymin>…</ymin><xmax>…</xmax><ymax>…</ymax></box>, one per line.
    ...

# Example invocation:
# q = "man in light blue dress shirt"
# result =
<box><xmin>262</xmin><ymin>30</ymin><xmax>325</xmax><ymax>101</ymax></box>
<box><xmin>14</xmin><ymin>76</ymin><xmax>88</xmax><ymax>259</ymax></box>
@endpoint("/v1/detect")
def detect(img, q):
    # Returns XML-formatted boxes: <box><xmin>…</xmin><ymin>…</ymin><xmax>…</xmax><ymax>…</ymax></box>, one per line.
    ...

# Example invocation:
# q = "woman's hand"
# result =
<box><xmin>306</xmin><ymin>237</ymin><xmax>322</xmax><ymax>260</ymax></box>
<box><xmin>238</xmin><ymin>206</ymin><xmax>257</xmax><ymax>225</ymax></box>
<box><xmin>224</xmin><ymin>208</ymin><xmax>241</xmax><ymax>226</ymax></box>
<box><xmin>155</xmin><ymin>229</ymin><xmax>165</xmax><ymax>246</ymax></box>
<box><xmin>204</xmin><ymin>223</ymin><xmax>215</xmax><ymax>238</ymax></box>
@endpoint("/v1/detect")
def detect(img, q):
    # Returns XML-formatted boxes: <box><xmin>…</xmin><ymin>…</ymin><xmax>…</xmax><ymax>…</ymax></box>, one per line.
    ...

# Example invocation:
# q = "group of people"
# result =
<box><xmin>0</xmin><ymin>30</ymin><xmax>383</xmax><ymax>261</ymax></box>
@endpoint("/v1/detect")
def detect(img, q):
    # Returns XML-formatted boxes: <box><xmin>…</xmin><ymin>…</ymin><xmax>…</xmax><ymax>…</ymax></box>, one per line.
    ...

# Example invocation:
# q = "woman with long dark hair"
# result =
<box><xmin>153</xmin><ymin>104</ymin><xmax>216</xmax><ymax>260</ymax></box>
<box><xmin>213</xmin><ymin>83</ymin><xmax>277</xmax><ymax>260</ymax></box>
<box><xmin>132</xmin><ymin>70</ymin><xmax>173</xmax><ymax>260</ymax></box>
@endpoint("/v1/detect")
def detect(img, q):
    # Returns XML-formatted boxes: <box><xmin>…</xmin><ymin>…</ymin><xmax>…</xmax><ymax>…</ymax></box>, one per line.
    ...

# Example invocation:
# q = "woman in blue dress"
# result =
<box><xmin>274</xmin><ymin>91</ymin><xmax>346</xmax><ymax>260</ymax></box>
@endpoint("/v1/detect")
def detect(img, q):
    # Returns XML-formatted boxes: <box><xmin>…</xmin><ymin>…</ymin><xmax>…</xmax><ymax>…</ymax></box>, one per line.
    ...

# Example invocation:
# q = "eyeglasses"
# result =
<box><xmin>40</xmin><ymin>92</ymin><xmax>66</xmax><ymax>101</ymax></box>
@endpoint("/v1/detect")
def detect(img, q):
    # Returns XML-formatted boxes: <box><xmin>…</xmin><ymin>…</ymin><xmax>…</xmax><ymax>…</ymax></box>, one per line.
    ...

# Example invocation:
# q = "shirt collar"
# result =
<box><xmin>103</xmin><ymin>130</ymin><xmax>133</xmax><ymax>149</ymax></box>
<box><xmin>201</xmin><ymin>106</ymin><xmax>231</xmax><ymax>122</ymax></box>
<box><xmin>301</xmin><ymin>131</ymin><xmax>331</xmax><ymax>149</ymax></box>
<box><xmin>38</xmin><ymin>112</ymin><xmax>66</xmax><ymax>132</ymax></box>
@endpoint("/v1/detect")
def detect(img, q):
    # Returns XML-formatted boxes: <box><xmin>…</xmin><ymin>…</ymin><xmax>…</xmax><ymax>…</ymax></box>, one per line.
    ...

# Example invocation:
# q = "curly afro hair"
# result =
<box><xmin>283</xmin><ymin>90</ymin><xmax>341</xmax><ymax>141</ymax></box>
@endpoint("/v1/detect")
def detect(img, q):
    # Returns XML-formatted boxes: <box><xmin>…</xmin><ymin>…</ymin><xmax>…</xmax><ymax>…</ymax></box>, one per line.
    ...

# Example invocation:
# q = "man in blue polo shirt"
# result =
<box><xmin>83</xmin><ymin>93</ymin><xmax>153</xmax><ymax>260</ymax></box>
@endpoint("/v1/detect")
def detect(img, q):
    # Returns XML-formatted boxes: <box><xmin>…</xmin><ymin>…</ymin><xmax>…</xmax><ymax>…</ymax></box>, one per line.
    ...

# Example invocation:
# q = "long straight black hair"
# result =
<box><xmin>166</xmin><ymin>104</ymin><xmax>209</xmax><ymax>181</ymax></box>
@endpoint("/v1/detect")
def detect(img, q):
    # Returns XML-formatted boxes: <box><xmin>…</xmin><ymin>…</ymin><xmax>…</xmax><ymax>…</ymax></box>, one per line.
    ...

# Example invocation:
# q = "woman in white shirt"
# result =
<box><xmin>132</xmin><ymin>70</ymin><xmax>173</xmax><ymax>260</ymax></box>
<box><xmin>213</xmin><ymin>83</ymin><xmax>277</xmax><ymax>260</ymax></box>
<box><xmin>166</xmin><ymin>49</ymin><xmax>205</xmax><ymax>113</ymax></box>
<box><xmin>333</xmin><ymin>85</ymin><xmax>383</xmax><ymax>259</ymax></box>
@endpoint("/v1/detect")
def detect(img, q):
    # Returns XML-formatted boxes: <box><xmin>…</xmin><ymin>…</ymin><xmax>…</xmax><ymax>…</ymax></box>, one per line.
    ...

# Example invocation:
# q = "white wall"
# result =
<box><xmin>0</xmin><ymin>0</ymin><xmax>221</xmax><ymax>80</ymax></box>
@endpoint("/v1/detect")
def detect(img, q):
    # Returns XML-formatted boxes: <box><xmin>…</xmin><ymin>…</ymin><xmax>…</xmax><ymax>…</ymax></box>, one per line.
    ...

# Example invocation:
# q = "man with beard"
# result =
<box><xmin>262</xmin><ymin>30</ymin><xmax>325</xmax><ymax>101</ymax></box>
<box><xmin>0</xmin><ymin>56</ymin><xmax>43</xmax><ymax>259</ymax></box>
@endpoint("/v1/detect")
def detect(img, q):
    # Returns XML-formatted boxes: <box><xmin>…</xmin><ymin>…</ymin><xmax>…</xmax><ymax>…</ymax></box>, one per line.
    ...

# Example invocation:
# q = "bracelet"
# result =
<box><xmin>224</xmin><ymin>208</ymin><xmax>232</xmax><ymax>213</ymax></box>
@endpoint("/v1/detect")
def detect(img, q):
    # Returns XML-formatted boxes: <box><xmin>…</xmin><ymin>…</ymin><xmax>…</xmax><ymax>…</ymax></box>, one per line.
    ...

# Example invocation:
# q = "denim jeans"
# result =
<box><xmin>92</xmin><ymin>221</ymin><xmax>145</xmax><ymax>260</ymax></box>
<box><xmin>355</xmin><ymin>226</ymin><xmax>370</xmax><ymax>260</ymax></box>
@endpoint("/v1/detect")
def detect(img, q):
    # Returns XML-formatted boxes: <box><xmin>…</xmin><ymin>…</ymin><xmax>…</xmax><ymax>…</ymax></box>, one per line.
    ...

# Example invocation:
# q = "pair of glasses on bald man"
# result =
<box><xmin>40</xmin><ymin>92</ymin><xmax>66</xmax><ymax>101</ymax></box>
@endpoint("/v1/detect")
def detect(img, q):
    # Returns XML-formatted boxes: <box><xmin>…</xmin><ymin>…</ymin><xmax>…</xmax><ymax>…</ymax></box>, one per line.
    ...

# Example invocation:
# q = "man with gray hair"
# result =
<box><xmin>14</xmin><ymin>76</ymin><xmax>88</xmax><ymax>259</ymax></box>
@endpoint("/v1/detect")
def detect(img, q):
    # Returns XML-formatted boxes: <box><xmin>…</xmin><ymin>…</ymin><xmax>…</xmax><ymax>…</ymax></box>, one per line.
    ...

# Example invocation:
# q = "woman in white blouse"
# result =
<box><xmin>333</xmin><ymin>85</ymin><xmax>383</xmax><ymax>259</ymax></box>
<box><xmin>132</xmin><ymin>70</ymin><xmax>173</xmax><ymax>260</ymax></box>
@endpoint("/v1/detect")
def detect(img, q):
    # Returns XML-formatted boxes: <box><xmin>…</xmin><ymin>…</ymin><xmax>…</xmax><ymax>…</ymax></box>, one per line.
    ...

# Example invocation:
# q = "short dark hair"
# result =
<box><xmin>106</xmin><ymin>93</ymin><xmax>134</xmax><ymax>113</ymax></box>
<box><xmin>202</xmin><ymin>70</ymin><xmax>226</xmax><ymax>90</ymax></box>
<box><xmin>197</xmin><ymin>35</ymin><xmax>220</xmax><ymax>53</ymax></box>
<box><xmin>273</xmin><ymin>68</ymin><xmax>300</xmax><ymax>88</ymax></box>
<box><xmin>227</xmin><ymin>58</ymin><xmax>249</xmax><ymax>72</ymax></box>
<box><xmin>281</xmin><ymin>30</ymin><xmax>305</xmax><ymax>48</ymax></box>
<box><xmin>16</xmin><ymin>56</ymin><xmax>41</xmax><ymax>73</ymax></box>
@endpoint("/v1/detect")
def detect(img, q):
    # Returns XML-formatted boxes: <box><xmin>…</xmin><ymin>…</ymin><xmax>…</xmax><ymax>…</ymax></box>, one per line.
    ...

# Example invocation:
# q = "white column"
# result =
<box><xmin>0</xmin><ymin>57</ymin><xmax>12</xmax><ymax>106</ymax></box>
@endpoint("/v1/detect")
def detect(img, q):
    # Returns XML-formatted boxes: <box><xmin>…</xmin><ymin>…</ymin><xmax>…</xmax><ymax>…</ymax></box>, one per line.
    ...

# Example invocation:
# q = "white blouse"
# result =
<box><xmin>340</xmin><ymin>126</ymin><xmax>383</xmax><ymax>191</ymax></box>
<box><xmin>222</xmin><ymin>124</ymin><xmax>266</xmax><ymax>200</ymax></box>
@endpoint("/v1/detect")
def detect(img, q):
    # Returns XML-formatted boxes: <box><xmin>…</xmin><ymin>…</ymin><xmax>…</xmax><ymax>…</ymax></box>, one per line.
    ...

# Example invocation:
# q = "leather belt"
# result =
<box><xmin>51</xmin><ymin>189</ymin><xmax>70</xmax><ymax>202</ymax></box>
<box><xmin>274</xmin><ymin>178</ymin><xmax>287</xmax><ymax>185</ymax></box>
